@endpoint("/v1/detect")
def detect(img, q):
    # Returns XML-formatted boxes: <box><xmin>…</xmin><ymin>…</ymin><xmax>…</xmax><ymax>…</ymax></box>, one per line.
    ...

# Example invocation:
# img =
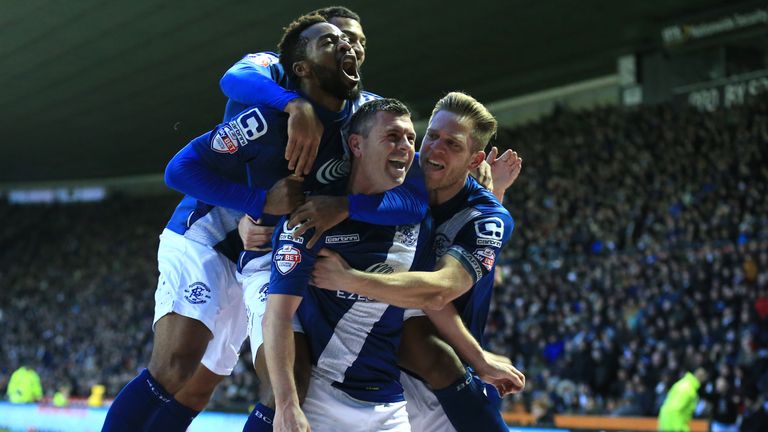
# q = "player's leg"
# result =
<box><xmin>173</xmin><ymin>364</ymin><xmax>225</xmax><ymax>411</ymax></box>
<box><xmin>145</xmin><ymin>256</ymin><xmax>247</xmax><ymax>432</ymax></box>
<box><xmin>102</xmin><ymin>230</ymin><xmax>224</xmax><ymax>432</ymax></box>
<box><xmin>399</xmin><ymin>316</ymin><xmax>508</xmax><ymax>432</ymax></box>
<box><xmin>148</xmin><ymin>313</ymin><xmax>213</xmax><ymax>393</ymax></box>
<box><xmin>101</xmin><ymin>314</ymin><xmax>211</xmax><ymax>432</ymax></box>
<box><xmin>142</xmin><ymin>363</ymin><xmax>224</xmax><ymax>431</ymax></box>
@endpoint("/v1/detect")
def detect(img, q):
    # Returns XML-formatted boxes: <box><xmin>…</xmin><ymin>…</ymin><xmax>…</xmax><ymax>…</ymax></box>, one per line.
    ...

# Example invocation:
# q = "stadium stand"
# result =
<box><xmin>2</xmin><ymin>95</ymin><xmax>767</xmax><ymax>428</ymax></box>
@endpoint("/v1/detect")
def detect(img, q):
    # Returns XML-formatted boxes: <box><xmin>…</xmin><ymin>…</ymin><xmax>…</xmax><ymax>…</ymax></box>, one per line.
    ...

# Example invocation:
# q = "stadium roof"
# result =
<box><xmin>1</xmin><ymin>0</ymin><xmax>731</xmax><ymax>183</ymax></box>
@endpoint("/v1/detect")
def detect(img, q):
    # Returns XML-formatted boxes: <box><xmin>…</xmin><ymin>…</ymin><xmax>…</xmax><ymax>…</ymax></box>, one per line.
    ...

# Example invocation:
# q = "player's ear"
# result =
<box><xmin>468</xmin><ymin>150</ymin><xmax>486</xmax><ymax>170</ymax></box>
<box><xmin>348</xmin><ymin>133</ymin><xmax>363</xmax><ymax>157</ymax></box>
<box><xmin>293</xmin><ymin>61</ymin><xmax>310</xmax><ymax>78</ymax></box>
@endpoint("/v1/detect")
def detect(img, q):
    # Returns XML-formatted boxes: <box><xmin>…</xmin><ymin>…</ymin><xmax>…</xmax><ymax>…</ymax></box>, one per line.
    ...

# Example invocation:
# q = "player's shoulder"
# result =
<box><xmin>211</xmin><ymin>105</ymin><xmax>286</xmax><ymax>154</ymax></box>
<box><xmin>239</xmin><ymin>51</ymin><xmax>281</xmax><ymax>67</ymax></box>
<box><xmin>351</xmin><ymin>90</ymin><xmax>382</xmax><ymax>109</ymax></box>
<box><xmin>466</xmin><ymin>177</ymin><xmax>512</xmax><ymax>220</ymax></box>
<box><xmin>462</xmin><ymin>178</ymin><xmax>514</xmax><ymax>239</ymax></box>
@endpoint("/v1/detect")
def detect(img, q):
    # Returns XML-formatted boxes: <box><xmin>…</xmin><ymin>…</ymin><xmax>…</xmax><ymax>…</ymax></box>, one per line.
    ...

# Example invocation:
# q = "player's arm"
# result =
<box><xmin>220</xmin><ymin>53</ymin><xmax>298</xmax><ymax>109</ymax></box>
<box><xmin>312</xmin><ymin>250</ymin><xmax>472</xmax><ymax>310</ymax></box>
<box><xmin>164</xmin><ymin>113</ymin><xmax>304</xmax><ymax>219</ymax></box>
<box><xmin>289</xmin><ymin>163</ymin><xmax>429</xmax><ymax>248</ymax></box>
<box><xmin>263</xmin><ymin>221</ymin><xmax>319</xmax><ymax>431</ymax></box>
<box><xmin>263</xmin><ymin>294</ymin><xmax>309</xmax><ymax>432</ymax></box>
<box><xmin>485</xmin><ymin>146</ymin><xmax>523</xmax><ymax>203</ymax></box>
<box><xmin>220</xmin><ymin>53</ymin><xmax>323</xmax><ymax>175</ymax></box>
<box><xmin>313</xmin><ymin>212</ymin><xmax>513</xmax><ymax>308</ymax></box>
<box><xmin>424</xmin><ymin>305</ymin><xmax>525</xmax><ymax>396</ymax></box>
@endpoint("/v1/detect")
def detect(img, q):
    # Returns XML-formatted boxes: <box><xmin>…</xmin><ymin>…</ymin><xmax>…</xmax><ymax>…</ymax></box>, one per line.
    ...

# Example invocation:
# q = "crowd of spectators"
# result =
<box><xmin>487</xmin><ymin>95</ymin><xmax>768</xmax><ymax>426</ymax></box>
<box><xmin>0</xmin><ymin>196</ymin><xmax>256</xmax><ymax>410</ymax></box>
<box><xmin>1</xmin><ymin>95</ymin><xmax>766</xmax><ymax>426</ymax></box>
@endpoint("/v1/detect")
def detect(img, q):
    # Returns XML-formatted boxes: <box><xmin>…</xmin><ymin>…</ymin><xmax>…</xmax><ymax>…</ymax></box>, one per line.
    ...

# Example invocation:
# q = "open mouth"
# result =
<box><xmin>388</xmin><ymin>159</ymin><xmax>407</xmax><ymax>171</ymax></box>
<box><xmin>340</xmin><ymin>54</ymin><xmax>360</xmax><ymax>83</ymax></box>
<box><xmin>426</xmin><ymin>159</ymin><xmax>445</xmax><ymax>170</ymax></box>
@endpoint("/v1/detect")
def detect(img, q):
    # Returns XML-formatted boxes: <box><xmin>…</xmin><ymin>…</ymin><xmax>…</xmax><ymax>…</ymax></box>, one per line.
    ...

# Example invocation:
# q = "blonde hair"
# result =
<box><xmin>430</xmin><ymin>91</ymin><xmax>497</xmax><ymax>152</ymax></box>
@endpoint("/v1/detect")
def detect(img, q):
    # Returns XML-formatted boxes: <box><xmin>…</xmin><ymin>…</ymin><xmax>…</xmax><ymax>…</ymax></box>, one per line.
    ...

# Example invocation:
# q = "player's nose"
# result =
<box><xmin>337</xmin><ymin>38</ymin><xmax>353</xmax><ymax>53</ymax></box>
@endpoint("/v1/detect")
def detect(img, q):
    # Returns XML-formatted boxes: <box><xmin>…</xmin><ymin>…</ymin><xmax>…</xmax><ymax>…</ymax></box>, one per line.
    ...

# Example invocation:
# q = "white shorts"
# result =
<box><xmin>400</xmin><ymin>372</ymin><xmax>456</xmax><ymax>432</ymax></box>
<box><xmin>153</xmin><ymin>229</ymin><xmax>248</xmax><ymax>376</ymax></box>
<box><xmin>241</xmin><ymin>253</ymin><xmax>272</xmax><ymax>364</ymax></box>
<box><xmin>303</xmin><ymin>373</ymin><xmax>410</xmax><ymax>432</ymax></box>
<box><xmin>242</xmin><ymin>252</ymin><xmax>305</xmax><ymax>365</ymax></box>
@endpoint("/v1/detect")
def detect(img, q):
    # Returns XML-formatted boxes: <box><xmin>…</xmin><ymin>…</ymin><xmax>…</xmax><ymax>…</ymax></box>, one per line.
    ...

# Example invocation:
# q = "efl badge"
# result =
<box><xmin>274</xmin><ymin>245</ymin><xmax>302</xmax><ymax>275</ymax></box>
<box><xmin>211</xmin><ymin>125</ymin><xmax>239</xmax><ymax>154</ymax></box>
<box><xmin>246</xmin><ymin>53</ymin><xmax>278</xmax><ymax>67</ymax></box>
<box><xmin>473</xmin><ymin>247</ymin><xmax>496</xmax><ymax>272</ymax></box>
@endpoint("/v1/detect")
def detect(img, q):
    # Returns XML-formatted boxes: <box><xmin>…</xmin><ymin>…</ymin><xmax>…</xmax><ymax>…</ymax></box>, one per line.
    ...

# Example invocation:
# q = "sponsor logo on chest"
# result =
<box><xmin>325</xmin><ymin>233</ymin><xmax>360</xmax><ymax>244</ymax></box>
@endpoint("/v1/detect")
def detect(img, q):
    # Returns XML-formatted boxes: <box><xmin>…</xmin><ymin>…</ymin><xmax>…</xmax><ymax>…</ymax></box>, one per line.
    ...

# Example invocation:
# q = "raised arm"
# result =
<box><xmin>220</xmin><ymin>53</ymin><xmax>323</xmax><ymax>175</ymax></box>
<box><xmin>486</xmin><ymin>147</ymin><xmax>522</xmax><ymax>203</ymax></box>
<box><xmin>220</xmin><ymin>53</ymin><xmax>299</xmax><ymax>109</ymax></box>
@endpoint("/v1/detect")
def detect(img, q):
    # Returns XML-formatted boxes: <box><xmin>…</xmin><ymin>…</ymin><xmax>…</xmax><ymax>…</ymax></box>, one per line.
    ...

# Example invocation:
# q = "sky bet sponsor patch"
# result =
<box><xmin>211</xmin><ymin>125</ymin><xmax>239</xmax><ymax>154</ymax></box>
<box><xmin>211</xmin><ymin>108</ymin><xmax>268</xmax><ymax>153</ymax></box>
<box><xmin>473</xmin><ymin>247</ymin><xmax>496</xmax><ymax>271</ymax></box>
<box><xmin>274</xmin><ymin>245</ymin><xmax>302</xmax><ymax>275</ymax></box>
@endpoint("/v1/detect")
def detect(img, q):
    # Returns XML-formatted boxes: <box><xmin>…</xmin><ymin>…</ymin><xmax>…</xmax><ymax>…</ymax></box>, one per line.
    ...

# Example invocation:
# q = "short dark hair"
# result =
<box><xmin>311</xmin><ymin>6</ymin><xmax>361</xmax><ymax>23</ymax></box>
<box><xmin>277</xmin><ymin>14</ymin><xmax>327</xmax><ymax>81</ymax></box>
<box><xmin>349</xmin><ymin>98</ymin><xmax>411</xmax><ymax>138</ymax></box>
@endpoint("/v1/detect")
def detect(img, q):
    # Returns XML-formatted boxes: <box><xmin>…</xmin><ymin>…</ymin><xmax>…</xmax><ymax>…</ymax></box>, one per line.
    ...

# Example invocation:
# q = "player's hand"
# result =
<box><xmin>284</xmin><ymin>99</ymin><xmax>324</xmax><ymax>176</ymax></box>
<box><xmin>238</xmin><ymin>216</ymin><xmax>274</xmax><ymax>251</ymax></box>
<box><xmin>264</xmin><ymin>175</ymin><xmax>305</xmax><ymax>215</ymax></box>
<box><xmin>287</xmin><ymin>196</ymin><xmax>349</xmax><ymax>248</ymax></box>
<box><xmin>311</xmin><ymin>248</ymin><xmax>353</xmax><ymax>289</ymax></box>
<box><xmin>274</xmin><ymin>401</ymin><xmax>311</xmax><ymax>432</ymax></box>
<box><xmin>487</xmin><ymin>147</ymin><xmax>522</xmax><ymax>196</ymax></box>
<box><xmin>471</xmin><ymin>159</ymin><xmax>493</xmax><ymax>191</ymax></box>
<box><xmin>473</xmin><ymin>350</ymin><xmax>525</xmax><ymax>397</ymax></box>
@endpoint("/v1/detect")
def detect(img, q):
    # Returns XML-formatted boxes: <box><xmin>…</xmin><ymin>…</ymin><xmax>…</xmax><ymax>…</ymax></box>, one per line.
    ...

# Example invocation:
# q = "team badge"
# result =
<box><xmin>473</xmin><ymin>247</ymin><xmax>496</xmax><ymax>271</ymax></box>
<box><xmin>274</xmin><ymin>245</ymin><xmax>302</xmax><ymax>275</ymax></box>
<box><xmin>257</xmin><ymin>283</ymin><xmax>269</xmax><ymax>303</ymax></box>
<box><xmin>184</xmin><ymin>282</ymin><xmax>212</xmax><ymax>304</ymax></box>
<box><xmin>433</xmin><ymin>233</ymin><xmax>451</xmax><ymax>258</ymax></box>
<box><xmin>394</xmin><ymin>225</ymin><xmax>418</xmax><ymax>247</ymax></box>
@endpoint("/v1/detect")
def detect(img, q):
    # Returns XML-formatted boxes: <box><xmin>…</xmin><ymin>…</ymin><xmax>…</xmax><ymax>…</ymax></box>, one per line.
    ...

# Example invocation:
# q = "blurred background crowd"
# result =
<box><xmin>1</xmin><ymin>95</ymin><xmax>766</xmax><ymax>426</ymax></box>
